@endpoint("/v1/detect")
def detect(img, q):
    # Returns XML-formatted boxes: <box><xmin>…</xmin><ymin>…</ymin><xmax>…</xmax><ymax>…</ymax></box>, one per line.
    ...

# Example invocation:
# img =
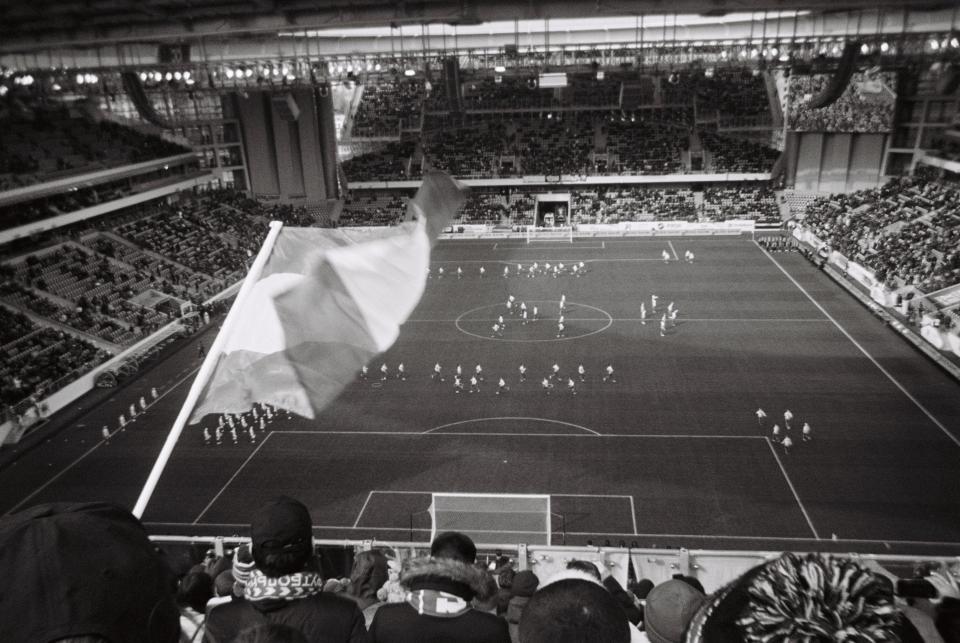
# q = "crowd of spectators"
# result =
<box><xmin>0</xmin><ymin>305</ymin><xmax>109</xmax><ymax>405</ymax></box>
<box><xmin>573</xmin><ymin>186</ymin><xmax>697</xmax><ymax>223</ymax></box>
<box><xmin>0</xmin><ymin>163</ymin><xmax>204</xmax><ymax>232</ymax></box>
<box><xmin>352</xmin><ymin>80</ymin><xmax>425</xmax><ymax>138</ymax></box>
<box><xmin>786</xmin><ymin>72</ymin><xmax>897</xmax><ymax>133</ymax></box>
<box><xmin>512</xmin><ymin>115</ymin><xmax>595</xmax><ymax>176</ymax></box>
<box><xmin>702</xmin><ymin>186</ymin><xmax>781</xmax><ymax>223</ymax></box>
<box><xmin>340</xmin><ymin>190</ymin><xmax>410</xmax><ymax>226</ymax></box>
<box><xmin>698</xmin><ymin>130</ymin><xmax>780</xmax><ymax>174</ymax></box>
<box><xmin>605</xmin><ymin>119</ymin><xmax>687</xmax><ymax>175</ymax></box>
<box><xmin>4</xmin><ymin>498</ymin><xmax>959</xmax><ymax>643</ymax></box>
<box><xmin>342</xmin><ymin>141</ymin><xmax>419</xmax><ymax>182</ymax></box>
<box><xmin>800</xmin><ymin>176</ymin><xmax>960</xmax><ymax>290</ymax></box>
<box><xmin>423</xmin><ymin>124</ymin><xmax>505</xmax><ymax>177</ymax></box>
<box><xmin>0</xmin><ymin>103</ymin><xmax>188</xmax><ymax>191</ymax></box>
<box><xmin>692</xmin><ymin>68</ymin><xmax>771</xmax><ymax>125</ymax></box>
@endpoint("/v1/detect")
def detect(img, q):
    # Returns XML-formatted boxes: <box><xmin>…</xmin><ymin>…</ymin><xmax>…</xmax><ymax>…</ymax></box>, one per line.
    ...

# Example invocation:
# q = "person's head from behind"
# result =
<box><xmin>430</xmin><ymin>531</ymin><xmax>477</xmax><ymax>564</ymax></box>
<box><xmin>250</xmin><ymin>496</ymin><xmax>314</xmax><ymax>577</ymax></box>
<box><xmin>233</xmin><ymin>623</ymin><xmax>309</xmax><ymax>643</ymax></box>
<box><xmin>519</xmin><ymin>578</ymin><xmax>630</xmax><ymax>643</ymax></box>
<box><xmin>0</xmin><ymin>501</ymin><xmax>180</xmax><ymax>643</ymax></box>
<box><xmin>565</xmin><ymin>559</ymin><xmax>602</xmax><ymax>581</ymax></box>
<box><xmin>177</xmin><ymin>571</ymin><xmax>214</xmax><ymax>613</ymax></box>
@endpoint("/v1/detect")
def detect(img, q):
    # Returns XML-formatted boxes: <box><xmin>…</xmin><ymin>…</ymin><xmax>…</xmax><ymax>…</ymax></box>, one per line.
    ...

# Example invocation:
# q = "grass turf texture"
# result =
<box><xmin>2</xmin><ymin>237</ymin><xmax>960</xmax><ymax>553</ymax></box>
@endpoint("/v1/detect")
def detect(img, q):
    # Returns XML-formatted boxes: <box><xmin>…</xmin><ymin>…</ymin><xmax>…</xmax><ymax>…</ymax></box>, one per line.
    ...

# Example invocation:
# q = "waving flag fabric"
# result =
<box><xmin>189</xmin><ymin>171</ymin><xmax>467</xmax><ymax>422</ymax></box>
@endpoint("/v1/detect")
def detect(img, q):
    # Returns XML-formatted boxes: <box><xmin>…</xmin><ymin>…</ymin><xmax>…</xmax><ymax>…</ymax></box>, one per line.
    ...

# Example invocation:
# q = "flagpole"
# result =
<box><xmin>132</xmin><ymin>220</ymin><xmax>285</xmax><ymax>519</ymax></box>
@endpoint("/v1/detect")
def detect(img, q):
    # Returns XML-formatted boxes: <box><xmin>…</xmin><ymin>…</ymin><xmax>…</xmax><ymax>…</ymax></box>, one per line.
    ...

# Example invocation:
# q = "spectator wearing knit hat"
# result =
<box><xmin>682</xmin><ymin>552</ymin><xmax>924</xmax><ymax>642</ymax></box>
<box><xmin>204</xmin><ymin>496</ymin><xmax>368</xmax><ymax>643</ymax></box>
<box><xmin>369</xmin><ymin>531</ymin><xmax>510</xmax><ymax>643</ymax></box>
<box><xmin>641</xmin><ymin>579</ymin><xmax>706</xmax><ymax>643</ymax></box>
<box><xmin>0</xmin><ymin>501</ymin><xmax>181</xmax><ymax>643</ymax></box>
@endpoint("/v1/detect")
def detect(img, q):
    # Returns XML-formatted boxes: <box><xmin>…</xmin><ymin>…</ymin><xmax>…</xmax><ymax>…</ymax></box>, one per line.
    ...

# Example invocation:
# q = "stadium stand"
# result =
<box><xmin>340</xmin><ymin>190</ymin><xmax>410</xmax><ymax>226</ymax></box>
<box><xmin>798</xmin><ymin>177</ymin><xmax>960</xmax><ymax>290</ymax></box>
<box><xmin>605</xmin><ymin>118</ymin><xmax>687</xmax><ymax>175</ymax></box>
<box><xmin>0</xmin><ymin>165</ymin><xmax>204</xmax><ymax>231</ymax></box>
<box><xmin>702</xmin><ymin>185</ymin><xmax>781</xmax><ymax>223</ymax></box>
<box><xmin>0</xmin><ymin>305</ymin><xmax>109</xmax><ymax>405</ymax></box>
<box><xmin>0</xmin><ymin>103</ymin><xmax>188</xmax><ymax>191</ymax></box>
<box><xmin>572</xmin><ymin>186</ymin><xmax>697</xmax><ymax>223</ymax></box>
<box><xmin>785</xmin><ymin>72</ymin><xmax>897</xmax><ymax>133</ymax></box>
<box><xmin>342</xmin><ymin>141</ymin><xmax>418</xmax><ymax>181</ymax></box>
<box><xmin>698</xmin><ymin>129</ymin><xmax>780</xmax><ymax>173</ymax></box>
<box><xmin>352</xmin><ymin>78</ymin><xmax>425</xmax><ymax>138</ymax></box>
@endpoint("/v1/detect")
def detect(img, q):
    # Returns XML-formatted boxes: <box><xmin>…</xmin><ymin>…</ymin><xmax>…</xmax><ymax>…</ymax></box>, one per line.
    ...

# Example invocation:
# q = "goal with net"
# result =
<box><xmin>430</xmin><ymin>492</ymin><xmax>552</xmax><ymax>545</ymax></box>
<box><xmin>525</xmin><ymin>225</ymin><xmax>574</xmax><ymax>244</ymax></box>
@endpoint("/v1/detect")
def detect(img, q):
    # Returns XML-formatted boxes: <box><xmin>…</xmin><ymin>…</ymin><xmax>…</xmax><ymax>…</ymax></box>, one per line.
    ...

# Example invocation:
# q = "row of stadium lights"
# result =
<box><xmin>138</xmin><ymin>70</ymin><xmax>195</xmax><ymax>85</ymax></box>
<box><xmin>1</xmin><ymin>35</ymin><xmax>955</xmax><ymax>96</ymax></box>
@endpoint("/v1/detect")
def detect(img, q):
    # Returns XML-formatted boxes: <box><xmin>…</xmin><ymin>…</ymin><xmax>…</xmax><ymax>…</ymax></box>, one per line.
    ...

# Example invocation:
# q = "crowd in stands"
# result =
<box><xmin>0</xmin><ymin>103</ymin><xmax>188</xmax><ymax>191</ymax></box>
<box><xmin>702</xmin><ymin>186</ymin><xmax>781</xmax><ymax>223</ymax></box>
<box><xmin>0</xmin><ymin>306</ymin><xmax>109</xmax><ymax>406</ymax></box>
<box><xmin>786</xmin><ymin>72</ymin><xmax>897</xmax><ymax>133</ymax></box>
<box><xmin>0</xmin><ymin>164</ymin><xmax>203</xmax><ymax>232</ymax></box>
<box><xmin>352</xmin><ymin>80</ymin><xmax>425</xmax><ymax>138</ymax></box>
<box><xmin>691</xmin><ymin>69</ymin><xmax>771</xmax><ymax>124</ymax></box>
<box><xmin>573</xmin><ymin>186</ymin><xmax>697</xmax><ymax>223</ymax></box>
<box><xmin>424</xmin><ymin>125</ymin><xmax>504</xmax><ymax>177</ymax></box>
<box><xmin>340</xmin><ymin>191</ymin><xmax>410</xmax><ymax>226</ymax></box>
<box><xmin>342</xmin><ymin>142</ymin><xmax>418</xmax><ymax>182</ymax></box>
<box><xmin>605</xmin><ymin>120</ymin><xmax>687</xmax><ymax>175</ymax></box>
<box><xmin>513</xmin><ymin>115</ymin><xmax>595</xmax><ymax>176</ymax></box>
<box><xmin>4</xmin><ymin>497</ymin><xmax>959</xmax><ymax>643</ymax></box>
<box><xmin>698</xmin><ymin>130</ymin><xmax>779</xmax><ymax>174</ymax></box>
<box><xmin>800</xmin><ymin>177</ymin><xmax>960</xmax><ymax>291</ymax></box>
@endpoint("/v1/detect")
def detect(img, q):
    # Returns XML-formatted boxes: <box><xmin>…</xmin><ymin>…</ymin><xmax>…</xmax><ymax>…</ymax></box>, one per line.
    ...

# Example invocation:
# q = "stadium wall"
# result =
<box><xmin>232</xmin><ymin>90</ymin><xmax>333</xmax><ymax>203</ymax></box>
<box><xmin>785</xmin><ymin>132</ymin><xmax>886</xmax><ymax>192</ymax></box>
<box><xmin>148</xmin><ymin>535</ymin><xmax>960</xmax><ymax>598</ymax></box>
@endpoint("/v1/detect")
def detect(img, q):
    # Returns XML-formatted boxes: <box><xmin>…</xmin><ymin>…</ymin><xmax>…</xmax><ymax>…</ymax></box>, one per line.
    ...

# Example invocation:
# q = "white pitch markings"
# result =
<box><xmin>765</xmin><ymin>437</ymin><xmax>821</xmax><ymax>540</ymax></box>
<box><xmin>667</xmin><ymin>240</ymin><xmax>679</xmax><ymax>261</ymax></box>
<box><xmin>756</xmin><ymin>241</ymin><xmax>960</xmax><ymax>449</ymax></box>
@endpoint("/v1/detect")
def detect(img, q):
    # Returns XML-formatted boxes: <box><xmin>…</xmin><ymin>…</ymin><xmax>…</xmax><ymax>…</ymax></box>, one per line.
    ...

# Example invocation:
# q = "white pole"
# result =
<box><xmin>132</xmin><ymin>221</ymin><xmax>285</xmax><ymax>518</ymax></box>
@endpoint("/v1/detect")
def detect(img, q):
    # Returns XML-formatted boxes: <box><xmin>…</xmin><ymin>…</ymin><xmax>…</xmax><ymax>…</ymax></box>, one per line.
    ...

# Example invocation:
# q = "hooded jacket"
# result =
<box><xmin>369</xmin><ymin>556</ymin><xmax>510</xmax><ymax>643</ymax></box>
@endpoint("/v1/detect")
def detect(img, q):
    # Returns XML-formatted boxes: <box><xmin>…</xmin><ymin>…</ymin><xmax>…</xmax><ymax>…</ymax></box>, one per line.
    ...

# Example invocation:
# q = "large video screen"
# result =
<box><xmin>786</xmin><ymin>71</ymin><xmax>897</xmax><ymax>133</ymax></box>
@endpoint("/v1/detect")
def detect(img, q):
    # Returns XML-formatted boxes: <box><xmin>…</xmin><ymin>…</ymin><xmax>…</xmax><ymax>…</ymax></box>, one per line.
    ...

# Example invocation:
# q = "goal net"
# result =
<box><xmin>525</xmin><ymin>225</ymin><xmax>574</xmax><ymax>244</ymax></box>
<box><xmin>430</xmin><ymin>493</ymin><xmax>552</xmax><ymax>545</ymax></box>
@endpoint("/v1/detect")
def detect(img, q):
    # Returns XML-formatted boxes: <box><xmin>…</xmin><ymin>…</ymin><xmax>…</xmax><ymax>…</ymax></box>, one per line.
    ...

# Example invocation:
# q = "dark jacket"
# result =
<box><xmin>369</xmin><ymin>557</ymin><xmax>510</xmax><ymax>643</ymax></box>
<box><xmin>204</xmin><ymin>591</ymin><xmax>369</xmax><ymax>643</ymax></box>
<box><xmin>505</xmin><ymin>596</ymin><xmax>530</xmax><ymax>643</ymax></box>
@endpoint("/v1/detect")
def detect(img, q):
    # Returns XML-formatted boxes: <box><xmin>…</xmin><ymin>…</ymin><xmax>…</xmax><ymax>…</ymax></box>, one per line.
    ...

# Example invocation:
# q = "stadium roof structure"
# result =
<box><xmin>0</xmin><ymin>0</ymin><xmax>956</xmax><ymax>53</ymax></box>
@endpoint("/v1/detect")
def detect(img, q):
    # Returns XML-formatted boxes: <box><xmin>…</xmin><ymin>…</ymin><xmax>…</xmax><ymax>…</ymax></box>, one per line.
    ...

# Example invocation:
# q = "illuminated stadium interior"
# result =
<box><xmin>2</xmin><ymin>0</ymin><xmax>960</xmax><ymax>640</ymax></box>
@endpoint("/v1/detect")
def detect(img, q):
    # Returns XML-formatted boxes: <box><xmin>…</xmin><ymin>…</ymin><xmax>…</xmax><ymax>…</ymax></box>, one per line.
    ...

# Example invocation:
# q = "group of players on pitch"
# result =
<box><xmin>756</xmin><ymin>408</ymin><xmax>813</xmax><ymax>454</ymax></box>
<box><xmin>430</xmin><ymin>260</ymin><xmax>590</xmax><ymax>281</ymax></box>
<box><xmin>361</xmin><ymin>359</ymin><xmax>618</xmax><ymax>397</ymax></box>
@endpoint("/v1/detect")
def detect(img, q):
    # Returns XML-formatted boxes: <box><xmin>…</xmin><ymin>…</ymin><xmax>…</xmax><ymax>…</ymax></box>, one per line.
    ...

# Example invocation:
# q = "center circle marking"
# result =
<box><xmin>455</xmin><ymin>301</ymin><xmax>613</xmax><ymax>342</ymax></box>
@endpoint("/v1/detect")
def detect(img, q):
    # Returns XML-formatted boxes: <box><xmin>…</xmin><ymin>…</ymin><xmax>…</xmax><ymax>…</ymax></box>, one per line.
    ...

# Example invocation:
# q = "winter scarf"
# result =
<box><xmin>243</xmin><ymin>568</ymin><xmax>324</xmax><ymax>602</ymax></box>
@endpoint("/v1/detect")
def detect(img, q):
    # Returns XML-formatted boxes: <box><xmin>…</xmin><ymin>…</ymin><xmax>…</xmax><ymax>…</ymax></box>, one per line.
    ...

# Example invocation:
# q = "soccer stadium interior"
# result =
<box><xmin>2</xmin><ymin>0</ymin><xmax>960</xmax><ymax>639</ymax></box>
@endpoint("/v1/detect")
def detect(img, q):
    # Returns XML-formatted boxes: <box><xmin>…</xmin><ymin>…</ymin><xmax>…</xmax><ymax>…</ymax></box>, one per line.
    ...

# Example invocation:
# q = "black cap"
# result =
<box><xmin>250</xmin><ymin>496</ymin><xmax>313</xmax><ymax>561</ymax></box>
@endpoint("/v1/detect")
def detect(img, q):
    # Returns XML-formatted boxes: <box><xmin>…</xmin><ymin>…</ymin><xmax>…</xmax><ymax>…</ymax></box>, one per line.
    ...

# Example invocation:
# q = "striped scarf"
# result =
<box><xmin>243</xmin><ymin>568</ymin><xmax>325</xmax><ymax>602</ymax></box>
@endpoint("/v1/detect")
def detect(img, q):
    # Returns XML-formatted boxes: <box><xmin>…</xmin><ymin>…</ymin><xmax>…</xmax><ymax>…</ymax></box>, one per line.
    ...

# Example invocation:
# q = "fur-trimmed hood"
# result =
<box><xmin>400</xmin><ymin>556</ymin><xmax>493</xmax><ymax>600</ymax></box>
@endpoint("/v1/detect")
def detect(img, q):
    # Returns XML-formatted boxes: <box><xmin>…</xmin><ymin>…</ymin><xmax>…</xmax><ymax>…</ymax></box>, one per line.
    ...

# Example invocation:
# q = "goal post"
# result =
<box><xmin>525</xmin><ymin>225</ymin><xmax>574</xmax><ymax>244</ymax></box>
<box><xmin>429</xmin><ymin>493</ymin><xmax>552</xmax><ymax>545</ymax></box>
